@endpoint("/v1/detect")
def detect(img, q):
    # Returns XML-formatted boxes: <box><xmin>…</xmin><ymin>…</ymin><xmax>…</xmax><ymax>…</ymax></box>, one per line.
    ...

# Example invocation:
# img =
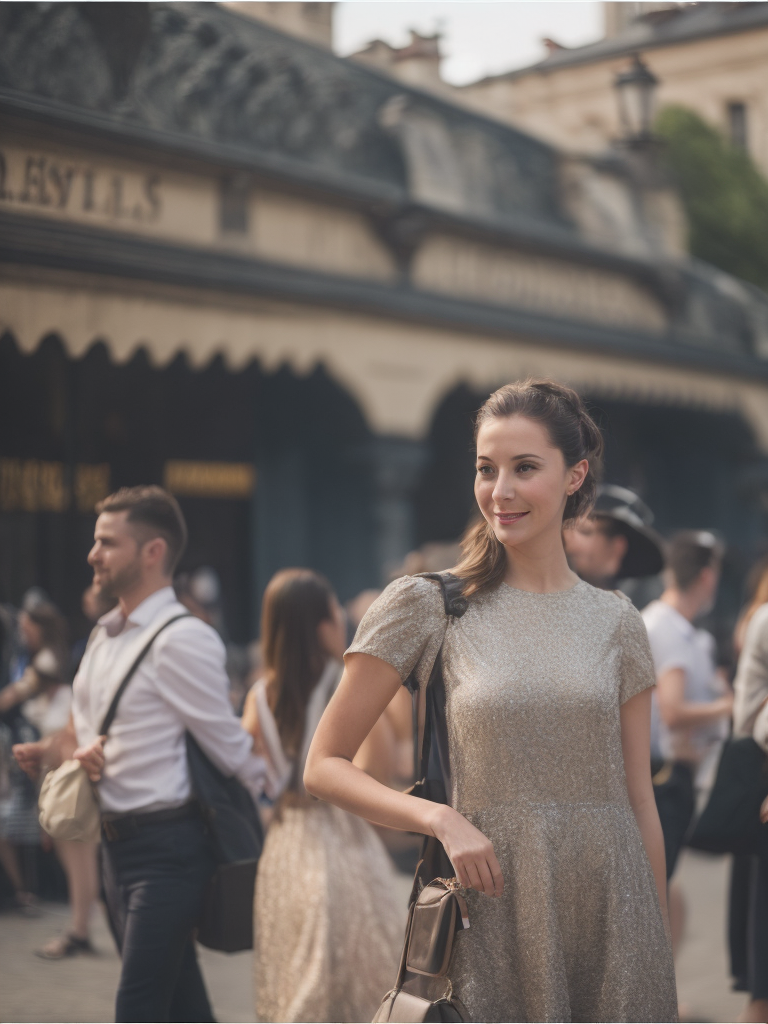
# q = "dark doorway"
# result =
<box><xmin>0</xmin><ymin>334</ymin><xmax>375</xmax><ymax>643</ymax></box>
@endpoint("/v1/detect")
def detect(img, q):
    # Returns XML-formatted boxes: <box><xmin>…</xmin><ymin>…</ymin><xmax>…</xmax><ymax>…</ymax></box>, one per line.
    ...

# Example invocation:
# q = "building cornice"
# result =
<box><xmin>0</xmin><ymin>91</ymin><xmax>675</xmax><ymax>298</ymax></box>
<box><xmin>2</xmin><ymin>210</ymin><xmax>766</xmax><ymax>384</ymax></box>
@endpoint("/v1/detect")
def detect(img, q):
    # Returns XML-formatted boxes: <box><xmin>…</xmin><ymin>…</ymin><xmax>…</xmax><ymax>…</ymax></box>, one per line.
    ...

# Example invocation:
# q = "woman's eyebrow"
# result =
<box><xmin>511</xmin><ymin>453</ymin><xmax>542</xmax><ymax>461</ymax></box>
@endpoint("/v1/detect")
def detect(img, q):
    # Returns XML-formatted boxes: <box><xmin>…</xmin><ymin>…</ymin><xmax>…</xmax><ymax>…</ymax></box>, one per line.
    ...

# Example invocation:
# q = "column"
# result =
<box><xmin>369</xmin><ymin>435</ymin><xmax>428</xmax><ymax>585</ymax></box>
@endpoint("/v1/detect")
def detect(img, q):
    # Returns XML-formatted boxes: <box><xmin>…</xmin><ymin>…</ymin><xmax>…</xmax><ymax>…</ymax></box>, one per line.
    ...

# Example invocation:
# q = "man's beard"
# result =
<box><xmin>96</xmin><ymin>560</ymin><xmax>143</xmax><ymax>603</ymax></box>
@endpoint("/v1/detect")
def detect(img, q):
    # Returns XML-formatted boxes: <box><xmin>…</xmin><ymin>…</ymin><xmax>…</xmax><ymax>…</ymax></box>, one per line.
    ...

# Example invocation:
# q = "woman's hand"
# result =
<box><xmin>428</xmin><ymin>803</ymin><xmax>504</xmax><ymax>897</ymax></box>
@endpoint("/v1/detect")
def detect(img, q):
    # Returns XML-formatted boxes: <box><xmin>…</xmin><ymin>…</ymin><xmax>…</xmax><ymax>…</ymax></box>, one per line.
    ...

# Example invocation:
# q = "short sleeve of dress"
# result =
<box><xmin>619</xmin><ymin>598</ymin><xmax>657</xmax><ymax>705</ymax></box>
<box><xmin>346</xmin><ymin>575</ymin><xmax>447</xmax><ymax>687</ymax></box>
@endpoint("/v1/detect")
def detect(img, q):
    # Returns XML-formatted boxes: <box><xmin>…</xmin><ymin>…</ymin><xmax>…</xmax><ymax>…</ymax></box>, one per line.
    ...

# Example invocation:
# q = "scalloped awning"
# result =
<box><xmin>4</xmin><ymin>272</ymin><xmax>768</xmax><ymax>451</ymax></box>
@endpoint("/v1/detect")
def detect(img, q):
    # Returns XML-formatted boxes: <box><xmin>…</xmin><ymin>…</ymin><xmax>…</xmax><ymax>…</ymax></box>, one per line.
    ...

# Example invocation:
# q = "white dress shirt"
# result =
<box><xmin>72</xmin><ymin>587</ymin><xmax>272</xmax><ymax>814</ymax></box>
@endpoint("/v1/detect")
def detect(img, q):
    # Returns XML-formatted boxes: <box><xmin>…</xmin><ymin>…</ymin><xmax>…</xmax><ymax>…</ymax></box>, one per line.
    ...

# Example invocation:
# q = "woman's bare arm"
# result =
<box><xmin>304</xmin><ymin>652</ymin><xmax>504</xmax><ymax>896</ymax></box>
<box><xmin>621</xmin><ymin>688</ymin><xmax>670</xmax><ymax>936</ymax></box>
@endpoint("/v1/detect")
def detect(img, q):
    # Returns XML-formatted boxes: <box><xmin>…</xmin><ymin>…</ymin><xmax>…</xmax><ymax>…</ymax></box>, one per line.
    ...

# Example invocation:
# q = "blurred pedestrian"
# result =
<box><xmin>242</xmin><ymin>568</ymin><xmax>402</xmax><ymax>1024</ymax></box>
<box><xmin>306</xmin><ymin>379</ymin><xmax>677</xmax><ymax>1022</ymax></box>
<box><xmin>728</xmin><ymin>558</ymin><xmax>768</xmax><ymax>993</ymax></box>
<box><xmin>3</xmin><ymin>596</ymin><xmax>104</xmax><ymax>960</ymax></box>
<box><xmin>642</xmin><ymin>531</ymin><xmax>732</xmax><ymax>975</ymax></box>
<box><xmin>733</xmin><ymin>558</ymin><xmax>768</xmax><ymax>1023</ymax></box>
<box><xmin>14</xmin><ymin>486</ymin><xmax>272</xmax><ymax>1022</ymax></box>
<box><xmin>0</xmin><ymin>598</ymin><xmax>69</xmax><ymax>911</ymax></box>
<box><xmin>564</xmin><ymin>483</ymin><xmax>664</xmax><ymax>594</ymax></box>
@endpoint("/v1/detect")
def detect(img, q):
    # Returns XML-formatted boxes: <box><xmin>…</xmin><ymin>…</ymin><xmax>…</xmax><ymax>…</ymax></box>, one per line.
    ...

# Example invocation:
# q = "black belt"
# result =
<box><xmin>101</xmin><ymin>801</ymin><xmax>199</xmax><ymax>842</ymax></box>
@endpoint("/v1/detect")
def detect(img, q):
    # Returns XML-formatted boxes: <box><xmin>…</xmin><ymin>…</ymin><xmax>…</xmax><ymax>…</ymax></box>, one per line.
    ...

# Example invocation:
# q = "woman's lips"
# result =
<box><xmin>495</xmin><ymin>511</ymin><xmax>529</xmax><ymax>524</ymax></box>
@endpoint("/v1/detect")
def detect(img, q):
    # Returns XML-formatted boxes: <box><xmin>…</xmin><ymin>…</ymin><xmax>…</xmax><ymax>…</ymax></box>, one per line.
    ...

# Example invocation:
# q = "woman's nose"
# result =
<box><xmin>492</xmin><ymin>472</ymin><xmax>515</xmax><ymax>503</ymax></box>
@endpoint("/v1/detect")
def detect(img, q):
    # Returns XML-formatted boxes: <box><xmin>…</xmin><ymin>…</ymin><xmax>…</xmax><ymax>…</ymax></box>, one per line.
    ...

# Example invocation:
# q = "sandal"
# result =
<box><xmin>35</xmin><ymin>932</ymin><xmax>94</xmax><ymax>960</ymax></box>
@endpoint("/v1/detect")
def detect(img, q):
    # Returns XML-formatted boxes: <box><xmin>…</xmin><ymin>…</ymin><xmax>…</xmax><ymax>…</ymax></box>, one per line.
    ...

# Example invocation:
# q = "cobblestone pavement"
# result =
<box><xmin>0</xmin><ymin>854</ymin><xmax>749</xmax><ymax>1023</ymax></box>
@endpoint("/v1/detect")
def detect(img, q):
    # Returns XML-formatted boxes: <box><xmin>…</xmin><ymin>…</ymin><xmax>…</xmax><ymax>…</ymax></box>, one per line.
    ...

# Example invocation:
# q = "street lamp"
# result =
<box><xmin>614</xmin><ymin>54</ymin><xmax>659</xmax><ymax>143</ymax></box>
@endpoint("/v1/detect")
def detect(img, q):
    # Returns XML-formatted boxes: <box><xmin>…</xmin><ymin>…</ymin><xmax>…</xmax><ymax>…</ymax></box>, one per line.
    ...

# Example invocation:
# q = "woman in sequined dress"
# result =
<box><xmin>242</xmin><ymin>568</ymin><xmax>402</xmax><ymax>1024</ymax></box>
<box><xmin>306</xmin><ymin>379</ymin><xmax>678</xmax><ymax>1023</ymax></box>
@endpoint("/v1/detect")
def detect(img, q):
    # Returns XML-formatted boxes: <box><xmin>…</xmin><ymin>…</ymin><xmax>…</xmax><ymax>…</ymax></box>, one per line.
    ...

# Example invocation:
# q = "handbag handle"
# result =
<box><xmin>98</xmin><ymin>613</ymin><xmax>191</xmax><ymax>735</ymax></box>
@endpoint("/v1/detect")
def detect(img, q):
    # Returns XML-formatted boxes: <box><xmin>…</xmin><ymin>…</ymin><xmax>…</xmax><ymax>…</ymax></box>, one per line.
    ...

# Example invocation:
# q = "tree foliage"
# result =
<box><xmin>655</xmin><ymin>105</ymin><xmax>768</xmax><ymax>290</ymax></box>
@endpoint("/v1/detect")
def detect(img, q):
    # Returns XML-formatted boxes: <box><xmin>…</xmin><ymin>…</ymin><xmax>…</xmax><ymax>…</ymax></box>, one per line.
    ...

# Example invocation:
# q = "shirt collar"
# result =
<box><xmin>98</xmin><ymin>586</ymin><xmax>177</xmax><ymax>637</ymax></box>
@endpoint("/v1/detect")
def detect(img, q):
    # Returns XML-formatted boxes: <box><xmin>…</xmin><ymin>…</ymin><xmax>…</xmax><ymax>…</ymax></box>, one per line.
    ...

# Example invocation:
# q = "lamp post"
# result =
<box><xmin>614</xmin><ymin>54</ymin><xmax>659</xmax><ymax>145</ymax></box>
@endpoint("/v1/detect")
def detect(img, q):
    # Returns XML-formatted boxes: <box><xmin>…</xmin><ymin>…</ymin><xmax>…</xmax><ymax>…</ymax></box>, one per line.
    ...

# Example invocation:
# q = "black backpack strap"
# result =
<box><xmin>409</xmin><ymin>572</ymin><xmax>467</xmax><ymax>796</ymax></box>
<box><xmin>98</xmin><ymin>613</ymin><xmax>192</xmax><ymax>735</ymax></box>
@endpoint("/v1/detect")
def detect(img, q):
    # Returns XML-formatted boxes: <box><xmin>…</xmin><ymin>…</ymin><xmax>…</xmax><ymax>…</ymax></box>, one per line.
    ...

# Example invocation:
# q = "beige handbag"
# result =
<box><xmin>373</xmin><ymin>879</ymin><xmax>469</xmax><ymax>1023</ymax></box>
<box><xmin>38</xmin><ymin>613</ymin><xmax>190</xmax><ymax>842</ymax></box>
<box><xmin>39</xmin><ymin>759</ymin><xmax>100</xmax><ymax>841</ymax></box>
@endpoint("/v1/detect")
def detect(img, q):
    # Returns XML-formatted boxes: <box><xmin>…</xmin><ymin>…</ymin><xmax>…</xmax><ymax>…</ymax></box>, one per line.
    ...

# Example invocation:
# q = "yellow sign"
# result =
<box><xmin>164</xmin><ymin>461</ymin><xmax>256</xmax><ymax>499</ymax></box>
<box><xmin>0</xmin><ymin>459</ymin><xmax>110</xmax><ymax>513</ymax></box>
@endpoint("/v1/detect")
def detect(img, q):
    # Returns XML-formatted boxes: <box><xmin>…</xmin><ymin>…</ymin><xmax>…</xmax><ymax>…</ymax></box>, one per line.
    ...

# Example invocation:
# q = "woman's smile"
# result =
<box><xmin>495</xmin><ymin>511</ymin><xmax>530</xmax><ymax>524</ymax></box>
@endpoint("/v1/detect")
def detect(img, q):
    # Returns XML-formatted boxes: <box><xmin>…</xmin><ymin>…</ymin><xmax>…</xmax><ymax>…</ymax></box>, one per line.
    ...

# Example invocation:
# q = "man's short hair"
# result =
<box><xmin>96</xmin><ymin>486</ymin><xmax>188</xmax><ymax>574</ymax></box>
<box><xmin>666</xmin><ymin>530</ymin><xmax>724</xmax><ymax>591</ymax></box>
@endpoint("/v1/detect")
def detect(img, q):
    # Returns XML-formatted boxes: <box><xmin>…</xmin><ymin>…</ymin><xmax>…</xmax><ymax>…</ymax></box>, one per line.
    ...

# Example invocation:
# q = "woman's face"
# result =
<box><xmin>19</xmin><ymin>611</ymin><xmax>43</xmax><ymax>653</ymax></box>
<box><xmin>317</xmin><ymin>596</ymin><xmax>348</xmax><ymax>662</ymax></box>
<box><xmin>475</xmin><ymin>414</ymin><xmax>588</xmax><ymax>553</ymax></box>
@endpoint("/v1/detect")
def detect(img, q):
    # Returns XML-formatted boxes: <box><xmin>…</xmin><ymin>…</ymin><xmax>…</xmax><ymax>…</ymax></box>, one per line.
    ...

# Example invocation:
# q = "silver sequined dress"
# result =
<box><xmin>348</xmin><ymin>575</ymin><xmax>678</xmax><ymax>1023</ymax></box>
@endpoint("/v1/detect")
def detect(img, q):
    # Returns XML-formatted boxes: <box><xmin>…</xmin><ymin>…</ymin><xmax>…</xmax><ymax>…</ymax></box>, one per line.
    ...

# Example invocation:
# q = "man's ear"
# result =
<box><xmin>143</xmin><ymin>536</ymin><xmax>169</xmax><ymax>573</ymax></box>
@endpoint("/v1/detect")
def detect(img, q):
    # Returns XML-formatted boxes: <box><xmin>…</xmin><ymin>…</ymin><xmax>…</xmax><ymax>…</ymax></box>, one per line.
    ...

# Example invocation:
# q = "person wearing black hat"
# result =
<box><xmin>563</xmin><ymin>484</ymin><xmax>665</xmax><ymax>591</ymax></box>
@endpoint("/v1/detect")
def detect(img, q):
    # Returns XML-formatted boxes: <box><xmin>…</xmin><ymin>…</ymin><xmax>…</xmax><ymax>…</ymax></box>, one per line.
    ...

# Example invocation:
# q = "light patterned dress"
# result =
<box><xmin>348</xmin><ymin>575</ymin><xmax>678</xmax><ymax>1024</ymax></box>
<box><xmin>252</xmin><ymin>666</ymin><xmax>403</xmax><ymax>1023</ymax></box>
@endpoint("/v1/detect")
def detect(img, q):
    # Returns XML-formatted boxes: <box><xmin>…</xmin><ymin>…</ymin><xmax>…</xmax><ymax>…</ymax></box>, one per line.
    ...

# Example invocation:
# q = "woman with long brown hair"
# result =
<box><xmin>242</xmin><ymin>568</ymin><xmax>402</xmax><ymax>1023</ymax></box>
<box><xmin>306</xmin><ymin>379</ymin><xmax>678</xmax><ymax>1022</ymax></box>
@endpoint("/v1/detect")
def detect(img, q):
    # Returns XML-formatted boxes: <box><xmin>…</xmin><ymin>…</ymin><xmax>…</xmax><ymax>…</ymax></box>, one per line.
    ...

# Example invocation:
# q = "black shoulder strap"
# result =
<box><xmin>410</xmin><ymin>573</ymin><xmax>467</xmax><ymax>793</ymax></box>
<box><xmin>416</xmin><ymin>572</ymin><xmax>468</xmax><ymax>619</ymax></box>
<box><xmin>98</xmin><ymin>613</ymin><xmax>192</xmax><ymax>736</ymax></box>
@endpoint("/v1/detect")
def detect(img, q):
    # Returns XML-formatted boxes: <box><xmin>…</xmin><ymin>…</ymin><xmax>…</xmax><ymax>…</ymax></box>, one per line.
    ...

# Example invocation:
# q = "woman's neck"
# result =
<box><xmin>502</xmin><ymin>536</ymin><xmax>579</xmax><ymax>594</ymax></box>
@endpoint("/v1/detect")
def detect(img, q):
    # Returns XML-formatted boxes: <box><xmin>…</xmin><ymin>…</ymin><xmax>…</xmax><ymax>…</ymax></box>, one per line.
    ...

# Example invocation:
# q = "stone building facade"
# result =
<box><xmin>1</xmin><ymin>2</ymin><xmax>768</xmax><ymax>638</ymax></box>
<box><xmin>458</xmin><ymin>3</ymin><xmax>768</xmax><ymax>176</ymax></box>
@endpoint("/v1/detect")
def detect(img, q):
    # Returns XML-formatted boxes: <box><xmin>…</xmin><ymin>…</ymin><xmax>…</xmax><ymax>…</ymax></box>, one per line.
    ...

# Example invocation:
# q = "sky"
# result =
<box><xmin>335</xmin><ymin>2</ymin><xmax>603</xmax><ymax>86</ymax></box>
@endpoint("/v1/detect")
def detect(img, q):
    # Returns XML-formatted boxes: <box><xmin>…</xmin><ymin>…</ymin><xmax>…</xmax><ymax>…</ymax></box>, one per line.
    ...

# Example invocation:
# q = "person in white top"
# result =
<box><xmin>14</xmin><ymin>485</ymin><xmax>271</xmax><ymax>1023</ymax></box>
<box><xmin>642</xmin><ymin>531</ymin><xmax>732</xmax><ymax>884</ymax></box>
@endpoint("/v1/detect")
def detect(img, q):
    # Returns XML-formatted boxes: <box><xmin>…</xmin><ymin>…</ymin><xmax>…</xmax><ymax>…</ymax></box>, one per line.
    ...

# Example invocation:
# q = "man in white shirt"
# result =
<box><xmin>642</xmin><ymin>530</ymin><xmax>732</xmax><ymax>880</ymax></box>
<box><xmin>15</xmin><ymin>486</ymin><xmax>270</xmax><ymax>1022</ymax></box>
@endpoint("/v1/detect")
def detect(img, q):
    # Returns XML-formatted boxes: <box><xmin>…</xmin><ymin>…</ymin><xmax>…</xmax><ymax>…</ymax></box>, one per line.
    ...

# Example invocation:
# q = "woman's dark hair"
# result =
<box><xmin>454</xmin><ymin>378</ymin><xmax>604</xmax><ymax>597</ymax></box>
<box><xmin>260</xmin><ymin>568</ymin><xmax>336</xmax><ymax>755</ymax></box>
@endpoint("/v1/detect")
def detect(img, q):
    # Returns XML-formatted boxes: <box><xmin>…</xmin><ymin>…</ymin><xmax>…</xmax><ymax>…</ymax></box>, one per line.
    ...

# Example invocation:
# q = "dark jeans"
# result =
<box><xmin>100</xmin><ymin>816</ymin><xmax>217</xmax><ymax>1023</ymax></box>
<box><xmin>652</xmin><ymin>760</ymin><xmax>695</xmax><ymax>879</ymax></box>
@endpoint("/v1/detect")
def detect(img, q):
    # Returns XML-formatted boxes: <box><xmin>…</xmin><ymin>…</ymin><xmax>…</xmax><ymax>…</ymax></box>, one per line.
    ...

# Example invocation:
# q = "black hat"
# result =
<box><xmin>593</xmin><ymin>485</ymin><xmax>664</xmax><ymax>579</ymax></box>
